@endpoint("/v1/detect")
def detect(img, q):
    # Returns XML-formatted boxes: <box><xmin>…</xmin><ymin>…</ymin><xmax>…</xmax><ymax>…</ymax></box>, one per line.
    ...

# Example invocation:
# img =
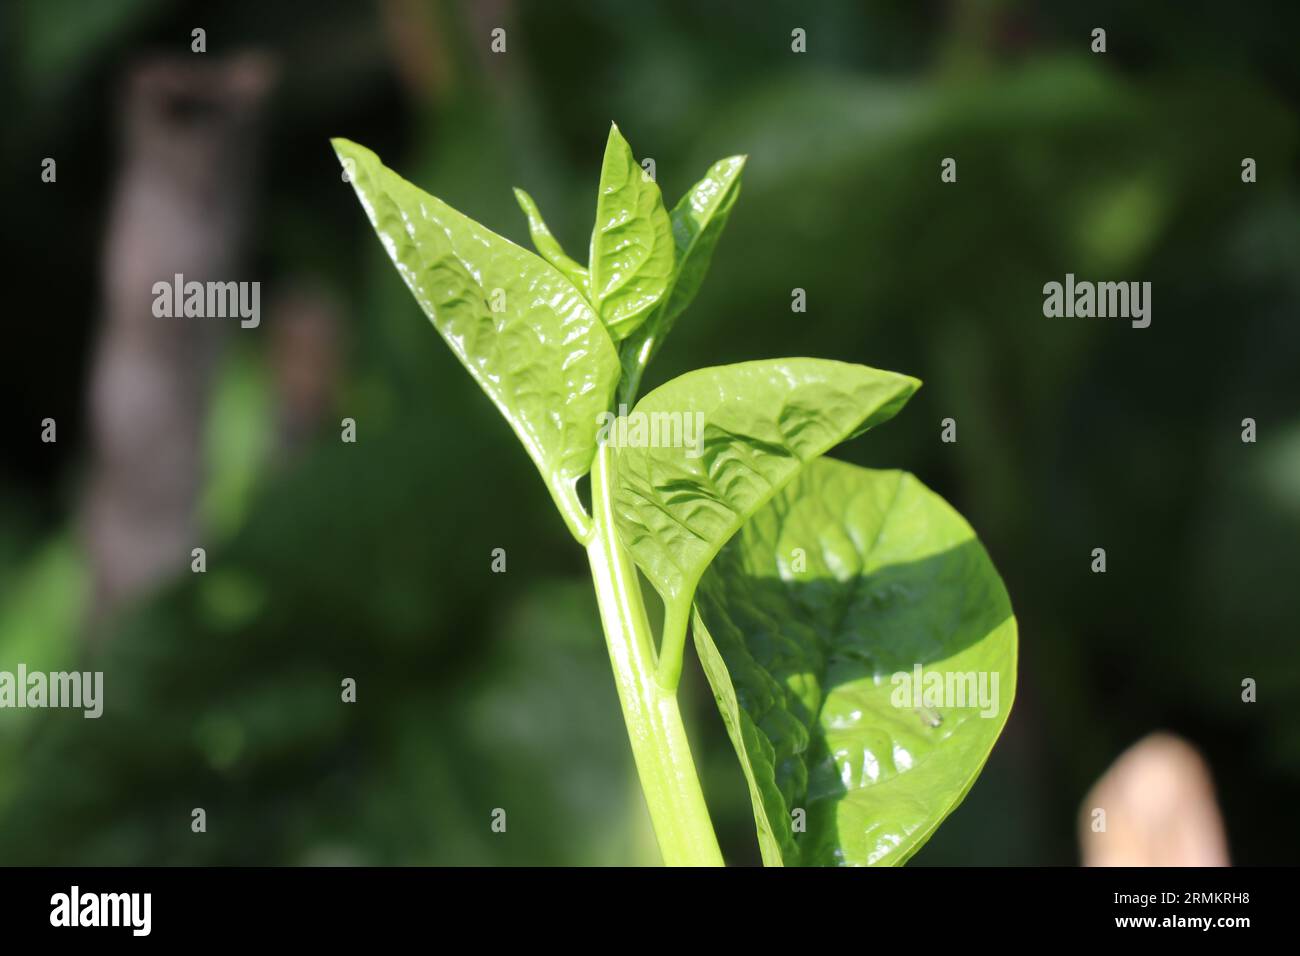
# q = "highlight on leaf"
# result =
<box><xmin>588</xmin><ymin>123</ymin><xmax>675</xmax><ymax>342</ymax></box>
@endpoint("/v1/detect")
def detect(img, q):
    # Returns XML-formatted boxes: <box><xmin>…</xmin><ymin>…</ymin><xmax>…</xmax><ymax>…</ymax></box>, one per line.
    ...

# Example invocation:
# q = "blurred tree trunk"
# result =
<box><xmin>82</xmin><ymin>54</ymin><xmax>274</xmax><ymax>634</ymax></box>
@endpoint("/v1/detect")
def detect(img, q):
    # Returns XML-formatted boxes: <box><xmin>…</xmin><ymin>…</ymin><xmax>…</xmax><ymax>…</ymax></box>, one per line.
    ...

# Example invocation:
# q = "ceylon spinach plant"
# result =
<box><xmin>333</xmin><ymin>125</ymin><xmax>1017</xmax><ymax>867</ymax></box>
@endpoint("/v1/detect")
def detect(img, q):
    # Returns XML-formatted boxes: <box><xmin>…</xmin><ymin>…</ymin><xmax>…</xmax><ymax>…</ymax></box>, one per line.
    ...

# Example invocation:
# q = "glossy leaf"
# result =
<box><xmin>333</xmin><ymin>138</ymin><xmax>620</xmax><ymax>537</ymax></box>
<box><xmin>693</xmin><ymin>457</ymin><xmax>1017</xmax><ymax>865</ymax></box>
<box><xmin>619</xmin><ymin>154</ymin><xmax>746</xmax><ymax>403</ymax></box>
<box><xmin>588</xmin><ymin>124</ymin><xmax>675</xmax><ymax>341</ymax></box>
<box><xmin>512</xmin><ymin>187</ymin><xmax>590</xmax><ymax>293</ymax></box>
<box><xmin>611</xmin><ymin>358</ymin><xmax>919</xmax><ymax>678</ymax></box>
<box><xmin>613</xmin><ymin>359</ymin><xmax>919</xmax><ymax>608</ymax></box>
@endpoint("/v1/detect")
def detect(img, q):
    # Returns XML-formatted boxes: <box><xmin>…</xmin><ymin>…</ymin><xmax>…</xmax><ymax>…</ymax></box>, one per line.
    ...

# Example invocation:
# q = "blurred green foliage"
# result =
<box><xmin>0</xmin><ymin>0</ymin><xmax>1297</xmax><ymax>864</ymax></box>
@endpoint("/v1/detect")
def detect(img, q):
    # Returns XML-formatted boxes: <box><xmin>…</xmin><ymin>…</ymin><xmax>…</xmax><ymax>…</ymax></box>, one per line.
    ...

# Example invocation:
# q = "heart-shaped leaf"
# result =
<box><xmin>334</xmin><ymin>138</ymin><xmax>620</xmax><ymax>537</ymax></box>
<box><xmin>619</xmin><ymin>154</ymin><xmax>746</xmax><ymax>402</ymax></box>
<box><xmin>611</xmin><ymin>358</ymin><xmax>919</xmax><ymax>680</ymax></box>
<box><xmin>588</xmin><ymin>124</ymin><xmax>675</xmax><ymax>341</ymax></box>
<box><xmin>692</xmin><ymin>457</ymin><xmax>1017</xmax><ymax>865</ymax></box>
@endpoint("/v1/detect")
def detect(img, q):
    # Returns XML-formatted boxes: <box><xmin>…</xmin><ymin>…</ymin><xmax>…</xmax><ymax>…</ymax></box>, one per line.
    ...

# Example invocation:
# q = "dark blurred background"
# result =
<box><xmin>1</xmin><ymin>0</ymin><xmax>1297</xmax><ymax>865</ymax></box>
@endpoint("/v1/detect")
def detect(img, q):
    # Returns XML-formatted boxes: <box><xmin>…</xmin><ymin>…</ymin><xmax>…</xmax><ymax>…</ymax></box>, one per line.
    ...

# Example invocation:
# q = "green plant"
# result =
<box><xmin>333</xmin><ymin>124</ymin><xmax>1017</xmax><ymax>866</ymax></box>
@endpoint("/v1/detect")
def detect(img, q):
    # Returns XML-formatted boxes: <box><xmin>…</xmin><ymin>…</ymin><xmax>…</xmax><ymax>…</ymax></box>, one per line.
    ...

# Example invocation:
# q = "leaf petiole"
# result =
<box><xmin>585</xmin><ymin>442</ymin><xmax>723</xmax><ymax>866</ymax></box>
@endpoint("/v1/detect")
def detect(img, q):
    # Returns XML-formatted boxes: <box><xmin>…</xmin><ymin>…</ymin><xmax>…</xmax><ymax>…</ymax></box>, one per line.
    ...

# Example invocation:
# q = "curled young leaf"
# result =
<box><xmin>512</xmin><ymin>187</ymin><xmax>591</xmax><ymax>294</ymax></box>
<box><xmin>333</xmin><ymin>138</ymin><xmax>620</xmax><ymax>539</ymax></box>
<box><xmin>589</xmin><ymin>124</ymin><xmax>675</xmax><ymax>341</ymax></box>
<box><xmin>693</xmin><ymin>458</ymin><xmax>1017</xmax><ymax>866</ymax></box>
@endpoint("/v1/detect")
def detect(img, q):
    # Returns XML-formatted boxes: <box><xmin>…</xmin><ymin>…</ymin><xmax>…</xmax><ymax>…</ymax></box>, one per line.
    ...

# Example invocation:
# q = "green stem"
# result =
<box><xmin>585</xmin><ymin>442</ymin><xmax>724</xmax><ymax>866</ymax></box>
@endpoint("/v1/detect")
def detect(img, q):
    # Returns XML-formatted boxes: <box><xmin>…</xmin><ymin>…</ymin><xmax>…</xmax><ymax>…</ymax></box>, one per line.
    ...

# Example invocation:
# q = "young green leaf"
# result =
<box><xmin>610</xmin><ymin>358</ymin><xmax>920</xmax><ymax>685</ymax></box>
<box><xmin>692</xmin><ymin>458</ymin><xmax>1017</xmax><ymax>866</ymax></box>
<box><xmin>333</xmin><ymin>138</ymin><xmax>620</xmax><ymax>540</ymax></box>
<box><xmin>512</xmin><ymin>187</ymin><xmax>591</xmax><ymax>293</ymax></box>
<box><xmin>619</xmin><ymin>155</ymin><xmax>746</xmax><ymax>403</ymax></box>
<box><xmin>588</xmin><ymin>124</ymin><xmax>675</xmax><ymax>341</ymax></box>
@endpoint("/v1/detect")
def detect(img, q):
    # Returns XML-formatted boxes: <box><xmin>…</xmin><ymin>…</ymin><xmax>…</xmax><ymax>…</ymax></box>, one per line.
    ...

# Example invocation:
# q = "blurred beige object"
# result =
<box><xmin>1079</xmin><ymin>733</ymin><xmax>1230</xmax><ymax>866</ymax></box>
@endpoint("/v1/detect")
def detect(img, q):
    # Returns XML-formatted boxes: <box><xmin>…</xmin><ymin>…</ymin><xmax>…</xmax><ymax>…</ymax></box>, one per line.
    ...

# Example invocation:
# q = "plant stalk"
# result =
<box><xmin>585</xmin><ymin>442</ymin><xmax>724</xmax><ymax>866</ymax></box>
